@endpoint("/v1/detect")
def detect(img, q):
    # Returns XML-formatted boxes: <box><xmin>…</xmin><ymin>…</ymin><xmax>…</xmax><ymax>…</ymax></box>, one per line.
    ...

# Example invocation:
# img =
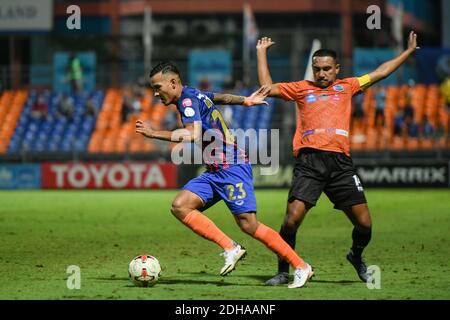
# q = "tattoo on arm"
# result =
<box><xmin>212</xmin><ymin>93</ymin><xmax>245</xmax><ymax>105</ymax></box>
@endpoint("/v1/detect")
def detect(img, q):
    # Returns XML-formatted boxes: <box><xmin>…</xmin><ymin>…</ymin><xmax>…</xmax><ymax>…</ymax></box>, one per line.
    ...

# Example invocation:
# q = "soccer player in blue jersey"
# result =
<box><xmin>136</xmin><ymin>61</ymin><xmax>313</xmax><ymax>288</ymax></box>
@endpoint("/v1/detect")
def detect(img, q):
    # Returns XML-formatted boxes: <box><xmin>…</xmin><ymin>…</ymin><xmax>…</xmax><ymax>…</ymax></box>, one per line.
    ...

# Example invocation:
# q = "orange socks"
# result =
<box><xmin>181</xmin><ymin>211</ymin><xmax>307</xmax><ymax>270</ymax></box>
<box><xmin>254</xmin><ymin>223</ymin><xmax>307</xmax><ymax>269</ymax></box>
<box><xmin>182</xmin><ymin>210</ymin><xmax>234</xmax><ymax>250</ymax></box>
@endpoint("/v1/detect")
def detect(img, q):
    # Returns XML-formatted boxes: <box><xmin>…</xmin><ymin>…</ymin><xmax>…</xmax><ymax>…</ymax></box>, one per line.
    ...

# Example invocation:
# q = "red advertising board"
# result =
<box><xmin>42</xmin><ymin>162</ymin><xmax>177</xmax><ymax>189</ymax></box>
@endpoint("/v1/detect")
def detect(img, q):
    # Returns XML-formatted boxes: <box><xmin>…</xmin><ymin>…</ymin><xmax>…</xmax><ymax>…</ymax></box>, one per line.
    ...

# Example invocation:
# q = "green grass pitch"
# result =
<box><xmin>0</xmin><ymin>189</ymin><xmax>449</xmax><ymax>300</ymax></box>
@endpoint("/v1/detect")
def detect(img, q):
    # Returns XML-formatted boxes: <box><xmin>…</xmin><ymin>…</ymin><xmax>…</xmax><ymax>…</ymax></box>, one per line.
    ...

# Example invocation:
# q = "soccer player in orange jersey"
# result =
<box><xmin>256</xmin><ymin>31</ymin><xmax>419</xmax><ymax>285</ymax></box>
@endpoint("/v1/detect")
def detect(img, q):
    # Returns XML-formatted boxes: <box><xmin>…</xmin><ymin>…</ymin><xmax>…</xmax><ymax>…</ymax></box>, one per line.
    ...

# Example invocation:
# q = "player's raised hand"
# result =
<box><xmin>407</xmin><ymin>31</ymin><xmax>420</xmax><ymax>52</ymax></box>
<box><xmin>136</xmin><ymin>119</ymin><xmax>154</xmax><ymax>138</ymax></box>
<box><xmin>245</xmin><ymin>85</ymin><xmax>271</xmax><ymax>106</ymax></box>
<box><xmin>256</xmin><ymin>37</ymin><xmax>275</xmax><ymax>51</ymax></box>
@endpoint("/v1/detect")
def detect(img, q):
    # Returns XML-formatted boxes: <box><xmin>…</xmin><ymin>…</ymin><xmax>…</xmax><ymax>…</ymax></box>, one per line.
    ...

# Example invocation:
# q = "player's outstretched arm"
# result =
<box><xmin>212</xmin><ymin>85</ymin><xmax>270</xmax><ymax>107</ymax></box>
<box><xmin>367</xmin><ymin>31</ymin><xmax>419</xmax><ymax>86</ymax></box>
<box><xmin>256</xmin><ymin>37</ymin><xmax>281</xmax><ymax>97</ymax></box>
<box><xmin>136</xmin><ymin>120</ymin><xmax>201</xmax><ymax>142</ymax></box>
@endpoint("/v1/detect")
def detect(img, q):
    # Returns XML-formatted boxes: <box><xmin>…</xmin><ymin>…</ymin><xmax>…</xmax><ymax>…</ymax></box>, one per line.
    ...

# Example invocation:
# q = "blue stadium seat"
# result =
<box><xmin>37</xmin><ymin>131</ymin><xmax>48</xmax><ymax>141</ymax></box>
<box><xmin>7</xmin><ymin>142</ymin><xmax>19</xmax><ymax>154</ymax></box>
<box><xmin>74</xmin><ymin>139</ymin><xmax>87</xmax><ymax>152</ymax></box>
<box><xmin>81</xmin><ymin>119</ymin><xmax>94</xmax><ymax>133</ymax></box>
<box><xmin>48</xmin><ymin>142</ymin><xmax>58</xmax><ymax>152</ymax></box>
<box><xmin>35</xmin><ymin>142</ymin><xmax>47</xmax><ymax>152</ymax></box>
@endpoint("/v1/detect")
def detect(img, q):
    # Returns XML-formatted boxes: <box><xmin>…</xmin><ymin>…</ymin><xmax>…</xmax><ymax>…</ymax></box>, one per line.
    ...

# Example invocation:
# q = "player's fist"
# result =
<box><xmin>256</xmin><ymin>37</ymin><xmax>275</xmax><ymax>51</ymax></box>
<box><xmin>136</xmin><ymin>119</ymin><xmax>154</xmax><ymax>138</ymax></box>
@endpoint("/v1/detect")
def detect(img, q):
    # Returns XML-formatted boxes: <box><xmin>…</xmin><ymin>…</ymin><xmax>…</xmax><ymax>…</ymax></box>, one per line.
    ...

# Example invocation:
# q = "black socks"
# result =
<box><xmin>278</xmin><ymin>226</ymin><xmax>297</xmax><ymax>273</ymax></box>
<box><xmin>351</xmin><ymin>227</ymin><xmax>372</xmax><ymax>257</ymax></box>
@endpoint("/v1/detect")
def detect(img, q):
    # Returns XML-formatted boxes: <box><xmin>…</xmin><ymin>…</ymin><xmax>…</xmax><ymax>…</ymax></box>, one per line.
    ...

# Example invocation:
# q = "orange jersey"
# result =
<box><xmin>277</xmin><ymin>75</ymin><xmax>371</xmax><ymax>156</ymax></box>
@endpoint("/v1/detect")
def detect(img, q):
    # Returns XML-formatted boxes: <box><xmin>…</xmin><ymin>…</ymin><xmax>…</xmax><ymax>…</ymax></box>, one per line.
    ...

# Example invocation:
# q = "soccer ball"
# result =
<box><xmin>128</xmin><ymin>255</ymin><xmax>161</xmax><ymax>287</ymax></box>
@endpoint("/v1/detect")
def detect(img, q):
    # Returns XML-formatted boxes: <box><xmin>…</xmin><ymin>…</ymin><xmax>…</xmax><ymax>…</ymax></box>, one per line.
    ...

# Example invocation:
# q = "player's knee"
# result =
<box><xmin>358</xmin><ymin>213</ymin><xmax>372</xmax><ymax>230</ymax></box>
<box><xmin>237</xmin><ymin>219</ymin><xmax>258</xmax><ymax>235</ymax></box>
<box><xmin>358</xmin><ymin>219</ymin><xmax>372</xmax><ymax>231</ymax></box>
<box><xmin>242</xmin><ymin>224</ymin><xmax>258</xmax><ymax>235</ymax></box>
<box><xmin>283</xmin><ymin>214</ymin><xmax>301</xmax><ymax>232</ymax></box>
<box><xmin>238</xmin><ymin>224</ymin><xmax>250</xmax><ymax>235</ymax></box>
<box><xmin>284</xmin><ymin>205</ymin><xmax>306</xmax><ymax>230</ymax></box>
<box><xmin>170</xmin><ymin>199</ymin><xmax>186</xmax><ymax>217</ymax></box>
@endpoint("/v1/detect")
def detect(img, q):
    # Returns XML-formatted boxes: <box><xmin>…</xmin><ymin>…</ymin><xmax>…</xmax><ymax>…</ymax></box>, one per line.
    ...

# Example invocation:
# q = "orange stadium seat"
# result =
<box><xmin>0</xmin><ymin>112</ymin><xmax>7</xmax><ymax>126</ymax></box>
<box><xmin>102</xmin><ymin>138</ymin><xmax>116</xmax><ymax>153</ymax></box>
<box><xmin>364</xmin><ymin>135</ymin><xmax>377</xmax><ymax>151</ymax></box>
<box><xmin>129</xmin><ymin>139</ymin><xmax>143</xmax><ymax>153</ymax></box>
<box><xmin>115</xmin><ymin>139</ymin><xmax>128</xmax><ymax>153</ymax></box>
<box><xmin>0</xmin><ymin>90</ymin><xmax>28</xmax><ymax>154</ymax></box>
<box><xmin>150</xmin><ymin>104</ymin><xmax>167</xmax><ymax>128</ymax></box>
<box><xmin>406</xmin><ymin>138</ymin><xmax>419</xmax><ymax>150</ymax></box>
<box><xmin>420</xmin><ymin>138</ymin><xmax>434</xmax><ymax>150</ymax></box>
<box><xmin>390</xmin><ymin>136</ymin><xmax>405</xmax><ymax>151</ymax></box>
<box><xmin>140</xmin><ymin>89</ymin><xmax>153</xmax><ymax>112</ymax></box>
<box><xmin>142</xmin><ymin>140</ymin><xmax>156</xmax><ymax>152</ymax></box>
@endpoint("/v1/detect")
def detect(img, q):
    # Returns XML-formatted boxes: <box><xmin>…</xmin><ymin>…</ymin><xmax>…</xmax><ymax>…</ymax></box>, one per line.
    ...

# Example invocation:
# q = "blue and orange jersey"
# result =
<box><xmin>176</xmin><ymin>86</ymin><xmax>248</xmax><ymax>171</ymax></box>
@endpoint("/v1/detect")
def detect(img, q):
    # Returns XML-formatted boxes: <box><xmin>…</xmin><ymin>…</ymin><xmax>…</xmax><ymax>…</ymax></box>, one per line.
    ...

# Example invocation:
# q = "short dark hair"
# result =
<box><xmin>312</xmin><ymin>49</ymin><xmax>338</xmax><ymax>63</ymax></box>
<box><xmin>149</xmin><ymin>61</ymin><xmax>181</xmax><ymax>80</ymax></box>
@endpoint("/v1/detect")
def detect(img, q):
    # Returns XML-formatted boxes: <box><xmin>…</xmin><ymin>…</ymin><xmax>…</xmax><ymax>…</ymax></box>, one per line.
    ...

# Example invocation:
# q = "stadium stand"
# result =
<box><xmin>1</xmin><ymin>84</ymin><xmax>448</xmax><ymax>157</ymax></box>
<box><xmin>88</xmin><ymin>88</ymin><xmax>164</xmax><ymax>154</ymax></box>
<box><xmin>6</xmin><ymin>90</ymin><xmax>100</xmax><ymax>154</ymax></box>
<box><xmin>350</xmin><ymin>84</ymin><xmax>449</xmax><ymax>151</ymax></box>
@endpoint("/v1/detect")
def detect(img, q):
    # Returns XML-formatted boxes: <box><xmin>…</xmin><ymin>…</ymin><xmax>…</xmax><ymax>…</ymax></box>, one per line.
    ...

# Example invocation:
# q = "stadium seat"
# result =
<box><xmin>364</xmin><ymin>129</ymin><xmax>378</xmax><ymax>151</ymax></box>
<box><xmin>391</xmin><ymin>136</ymin><xmax>405</xmax><ymax>150</ymax></box>
<box><xmin>142</xmin><ymin>140</ymin><xmax>156</xmax><ymax>152</ymax></box>
<box><xmin>406</xmin><ymin>138</ymin><xmax>420</xmax><ymax>150</ymax></box>
<box><xmin>129</xmin><ymin>138</ymin><xmax>143</xmax><ymax>153</ymax></box>
<box><xmin>0</xmin><ymin>90</ymin><xmax>28</xmax><ymax>154</ymax></box>
<box><xmin>420</xmin><ymin>138</ymin><xmax>434</xmax><ymax>150</ymax></box>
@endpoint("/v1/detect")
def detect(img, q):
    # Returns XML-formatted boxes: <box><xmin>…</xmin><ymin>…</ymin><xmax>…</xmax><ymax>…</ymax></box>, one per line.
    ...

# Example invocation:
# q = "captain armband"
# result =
<box><xmin>357</xmin><ymin>74</ymin><xmax>372</xmax><ymax>91</ymax></box>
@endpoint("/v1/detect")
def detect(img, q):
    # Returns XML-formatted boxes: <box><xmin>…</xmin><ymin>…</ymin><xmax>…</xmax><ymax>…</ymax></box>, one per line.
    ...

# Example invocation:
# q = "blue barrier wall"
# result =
<box><xmin>0</xmin><ymin>164</ymin><xmax>41</xmax><ymax>189</ymax></box>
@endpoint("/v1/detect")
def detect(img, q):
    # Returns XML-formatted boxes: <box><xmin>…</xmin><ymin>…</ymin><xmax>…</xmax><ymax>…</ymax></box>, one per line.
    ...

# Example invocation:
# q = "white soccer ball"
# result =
<box><xmin>128</xmin><ymin>255</ymin><xmax>161</xmax><ymax>287</ymax></box>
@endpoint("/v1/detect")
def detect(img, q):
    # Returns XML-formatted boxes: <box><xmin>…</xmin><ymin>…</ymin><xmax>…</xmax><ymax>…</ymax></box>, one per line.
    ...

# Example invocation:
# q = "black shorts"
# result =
<box><xmin>288</xmin><ymin>148</ymin><xmax>367</xmax><ymax>210</ymax></box>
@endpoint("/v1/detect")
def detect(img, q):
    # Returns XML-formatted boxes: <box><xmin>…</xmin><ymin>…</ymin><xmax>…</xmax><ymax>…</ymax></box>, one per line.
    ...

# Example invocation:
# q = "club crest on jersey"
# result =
<box><xmin>306</xmin><ymin>94</ymin><xmax>317</xmax><ymax>104</ymax></box>
<box><xmin>333</xmin><ymin>84</ymin><xmax>344</xmax><ymax>92</ymax></box>
<box><xmin>182</xmin><ymin>98</ymin><xmax>192</xmax><ymax>108</ymax></box>
<box><xmin>184</xmin><ymin>107</ymin><xmax>195</xmax><ymax>117</ymax></box>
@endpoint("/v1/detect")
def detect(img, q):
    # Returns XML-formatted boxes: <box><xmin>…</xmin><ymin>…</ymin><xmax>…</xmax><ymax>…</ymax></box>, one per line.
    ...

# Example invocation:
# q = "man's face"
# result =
<box><xmin>312</xmin><ymin>56</ymin><xmax>340</xmax><ymax>88</ymax></box>
<box><xmin>150</xmin><ymin>71</ymin><xmax>178</xmax><ymax>105</ymax></box>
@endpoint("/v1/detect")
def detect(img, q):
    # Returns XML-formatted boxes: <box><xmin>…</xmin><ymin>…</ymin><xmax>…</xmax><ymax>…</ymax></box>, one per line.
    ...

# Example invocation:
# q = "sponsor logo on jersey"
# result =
<box><xmin>306</xmin><ymin>94</ymin><xmax>317</xmax><ymax>104</ymax></box>
<box><xmin>332</xmin><ymin>94</ymin><xmax>341</xmax><ymax>101</ymax></box>
<box><xmin>182</xmin><ymin>98</ymin><xmax>193</xmax><ymax>107</ymax></box>
<box><xmin>335</xmin><ymin>129</ymin><xmax>349</xmax><ymax>137</ymax></box>
<box><xmin>319</xmin><ymin>93</ymin><xmax>329</xmax><ymax>101</ymax></box>
<box><xmin>333</xmin><ymin>84</ymin><xmax>344</xmax><ymax>92</ymax></box>
<box><xmin>184</xmin><ymin>107</ymin><xmax>195</xmax><ymax>117</ymax></box>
